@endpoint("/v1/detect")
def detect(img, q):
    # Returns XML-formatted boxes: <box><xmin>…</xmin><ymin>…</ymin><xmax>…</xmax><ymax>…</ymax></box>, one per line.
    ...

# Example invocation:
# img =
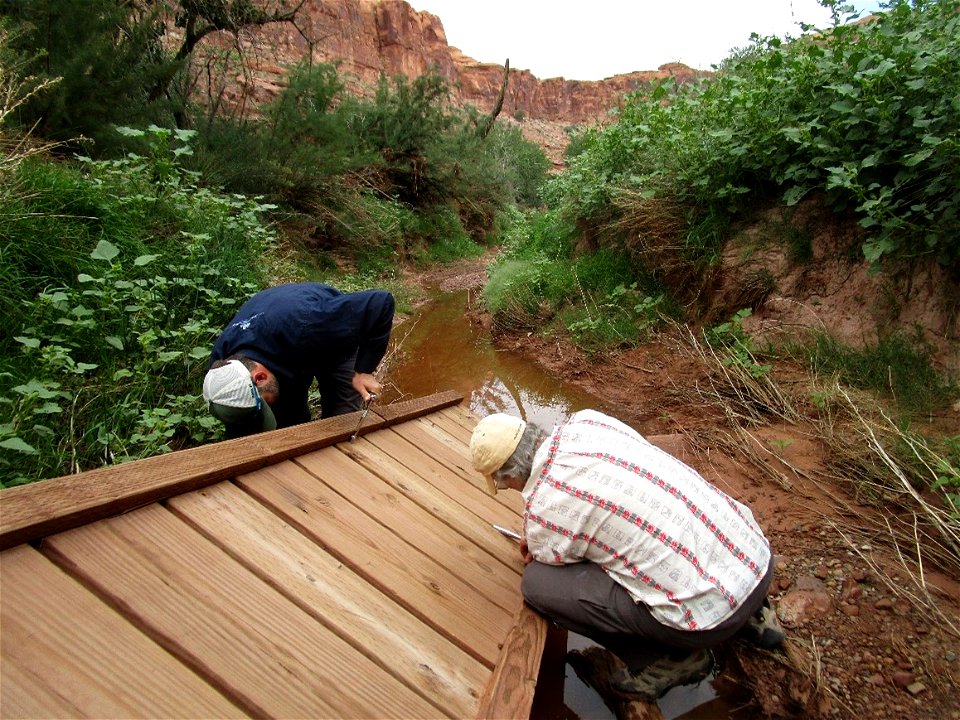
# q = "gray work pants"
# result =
<box><xmin>521</xmin><ymin>556</ymin><xmax>775</xmax><ymax>672</ymax></box>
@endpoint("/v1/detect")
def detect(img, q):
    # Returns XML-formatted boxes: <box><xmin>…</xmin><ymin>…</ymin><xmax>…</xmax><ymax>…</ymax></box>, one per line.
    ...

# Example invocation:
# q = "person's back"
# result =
<box><xmin>204</xmin><ymin>282</ymin><xmax>394</xmax><ymax>435</ymax></box>
<box><xmin>524</xmin><ymin>409</ymin><xmax>771</xmax><ymax>631</ymax></box>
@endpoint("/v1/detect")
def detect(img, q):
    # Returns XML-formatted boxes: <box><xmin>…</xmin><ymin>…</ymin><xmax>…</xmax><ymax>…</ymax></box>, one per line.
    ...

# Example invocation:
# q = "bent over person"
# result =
<box><xmin>470</xmin><ymin>409</ymin><xmax>784</xmax><ymax>700</ymax></box>
<box><xmin>202</xmin><ymin>282</ymin><xmax>394</xmax><ymax>437</ymax></box>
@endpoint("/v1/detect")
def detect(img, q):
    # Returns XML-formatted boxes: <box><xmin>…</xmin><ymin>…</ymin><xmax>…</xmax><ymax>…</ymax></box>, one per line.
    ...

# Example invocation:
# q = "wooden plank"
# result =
<box><xmin>296</xmin><ymin>446</ymin><xmax>518</xmax><ymax>611</ymax></box>
<box><xmin>364</xmin><ymin>428</ymin><xmax>525</xmax><ymax>527</ymax></box>
<box><xmin>237</xmin><ymin>460</ymin><xmax>512</xmax><ymax>667</ymax></box>
<box><xmin>335</xmin><ymin>439</ymin><xmax>525</xmax><ymax>575</ymax></box>
<box><xmin>441</xmin><ymin>403</ymin><xmax>483</xmax><ymax>435</ymax></box>
<box><xmin>0</xmin><ymin>391</ymin><xmax>462</xmax><ymax>550</ymax></box>
<box><xmin>474</xmin><ymin>604</ymin><xmax>550</xmax><ymax>720</ymax></box>
<box><xmin>429</xmin><ymin>407</ymin><xmax>476</xmax><ymax>445</ymax></box>
<box><xmin>392</xmin><ymin>421</ymin><xmax>523</xmax><ymax>513</ymax></box>
<box><xmin>0</xmin><ymin>545</ymin><xmax>246</xmax><ymax>719</ymax></box>
<box><xmin>41</xmin><ymin>504</ymin><xmax>440</xmax><ymax>719</ymax></box>
<box><xmin>168</xmin><ymin>482</ymin><xmax>483</xmax><ymax>719</ymax></box>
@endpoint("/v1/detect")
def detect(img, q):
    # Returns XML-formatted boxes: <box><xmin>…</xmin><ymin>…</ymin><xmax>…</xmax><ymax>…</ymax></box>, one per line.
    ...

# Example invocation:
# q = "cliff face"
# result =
<box><xmin>198</xmin><ymin>0</ymin><xmax>705</xmax><ymax>163</ymax></box>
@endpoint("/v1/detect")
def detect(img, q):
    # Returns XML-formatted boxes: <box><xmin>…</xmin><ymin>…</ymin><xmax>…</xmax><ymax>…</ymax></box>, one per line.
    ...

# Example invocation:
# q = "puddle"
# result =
<box><xmin>383</xmin><ymin>288</ymin><xmax>736</xmax><ymax>719</ymax></box>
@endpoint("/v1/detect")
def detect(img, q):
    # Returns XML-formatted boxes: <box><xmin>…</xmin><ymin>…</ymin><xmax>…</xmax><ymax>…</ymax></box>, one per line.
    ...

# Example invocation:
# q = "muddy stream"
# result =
<box><xmin>380</xmin><ymin>288</ymin><xmax>736</xmax><ymax>720</ymax></box>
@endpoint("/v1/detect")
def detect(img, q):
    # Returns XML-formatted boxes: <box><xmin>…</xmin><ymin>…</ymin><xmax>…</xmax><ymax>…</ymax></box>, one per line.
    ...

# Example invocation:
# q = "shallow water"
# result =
<box><xmin>380</xmin><ymin>288</ymin><xmax>603</xmax><ymax>428</ymax></box>
<box><xmin>383</xmin><ymin>288</ymin><xmax>729</xmax><ymax>719</ymax></box>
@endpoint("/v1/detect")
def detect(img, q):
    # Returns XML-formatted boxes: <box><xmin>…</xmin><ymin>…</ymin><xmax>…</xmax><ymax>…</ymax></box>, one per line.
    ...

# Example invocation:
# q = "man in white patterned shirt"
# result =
<box><xmin>470</xmin><ymin>409</ymin><xmax>783</xmax><ymax>699</ymax></box>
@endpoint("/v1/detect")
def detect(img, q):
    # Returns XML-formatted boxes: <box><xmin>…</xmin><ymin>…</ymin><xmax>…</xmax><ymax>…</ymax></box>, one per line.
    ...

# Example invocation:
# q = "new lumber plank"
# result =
<box><xmin>237</xmin><ymin>460</ymin><xmax>512</xmax><ymax>667</ymax></box>
<box><xmin>41</xmin><ymin>504</ymin><xmax>439</xmax><ymax>719</ymax></box>
<box><xmin>364</xmin><ymin>428</ymin><xmax>524</xmax><ymax>528</ymax></box>
<box><xmin>295</xmin><ymin>446</ymin><xmax>518</xmax><ymax>611</ymax></box>
<box><xmin>391</xmin><ymin>421</ymin><xmax>523</xmax><ymax>514</ymax></box>
<box><xmin>435</xmin><ymin>405</ymin><xmax>478</xmax><ymax>440</ymax></box>
<box><xmin>168</xmin><ymin>482</ymin><xmax>482</xmax><ymax>719</ymax></box>
<box><xmin>335</xmin><ymin>439</ymin><xmax>524</xmax><ymax>575</ymax></box>
<box><xmin>0</xmin><ymin>391</ymin><xmax>462</xmax><ymax>550</ymax></box>
<box><xmin>0</xmin><ymin>545</ymin><xmax>246</xmax><ymax>719</ymax></box>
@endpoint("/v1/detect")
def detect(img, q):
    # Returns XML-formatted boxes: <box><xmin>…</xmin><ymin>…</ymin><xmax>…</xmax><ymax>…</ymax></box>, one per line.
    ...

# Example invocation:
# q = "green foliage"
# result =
<box><xmin>706</xmin><ymin>309</ymin><xmax>773</xmax><ymax>379</ymax></box>
<box><xmin>190</xmin><ymin>62</ymin><xmax>549</xmax><ymax>256</ymax></box>
<box><xmin>929</xmin><ymin>436</ymin><xmax>960</xmax><ymax>519</ymax></box>
<box><xmin>484</xmin><ymin>122</ymin><xmax>552</xmax><ymax>207</ymax></box>
<box><xmin>564</xmin><ymin>285</ymin><xmax>665</xmax><ymax>352</ymax></box>
<box><xmin>194</xmin><ymin>62</ymin><xmax>366</xmax><ymax>205</ymax></box>
<box><xmin>0</xmin><ymin>0</ymin><xmax>178</xmax><ymax>152</ymax></box>
<box><xmin>542</xmin><ymin>0</ymin><xmax>960</xmax><ymax>267</ymax></box>
<box><xmin>485</xmin><ymin>209</ymin><xmax>665</xmax><ymax>347</ymax></box>
<box><xmin>0</xmin><ymin>127</ymin><xmax>275</xmax><ymax>485</ymax></box>
<box><xmin>789</xmin><ymin>331</ymin><xmax>955</xmax><ymax>415</ymax></box>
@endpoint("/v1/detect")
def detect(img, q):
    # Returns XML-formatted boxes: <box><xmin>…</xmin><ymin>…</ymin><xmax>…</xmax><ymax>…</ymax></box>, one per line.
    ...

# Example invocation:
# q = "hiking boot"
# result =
<box><xmin>611</xmin><ymin>648</ymin><xmax>714</xmax><ymax>699</ymax></box>
<box><xmin>742</xmin><ymin>598</ymin><xmax>785</xmax><ymax>649</ymax></box>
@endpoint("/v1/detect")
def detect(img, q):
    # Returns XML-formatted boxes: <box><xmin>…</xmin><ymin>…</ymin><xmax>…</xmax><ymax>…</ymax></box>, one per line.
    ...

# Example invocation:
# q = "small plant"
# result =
<box><xmin>565</xmin><ymin>284</ymin><xmax>664</xmax><ymax>351</ymax></box>
<box><xmin>930</xmin><ymin>436</ymin><xmax>960</xmax><ymax>520</ymax></box>
<box><xmin>769</xmin><ymin>437</ymin><xmax>795</xmax><ymax>454</ymax></box>
<box><xmin>706</xmin><ymin>308</ymin><xmax>772</xmax><ymax>379</ymax></box>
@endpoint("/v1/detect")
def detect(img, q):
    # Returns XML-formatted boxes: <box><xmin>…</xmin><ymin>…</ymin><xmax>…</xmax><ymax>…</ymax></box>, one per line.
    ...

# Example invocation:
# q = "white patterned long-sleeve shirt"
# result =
<box><xmin>522</xmin><ymin>410</ymin><xmax>771</xmax><ymax>631</ymax></box>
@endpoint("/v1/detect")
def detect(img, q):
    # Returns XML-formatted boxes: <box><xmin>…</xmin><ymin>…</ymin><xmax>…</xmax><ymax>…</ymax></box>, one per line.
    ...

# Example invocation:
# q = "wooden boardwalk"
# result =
<box><xmin>0</xmin><ymin>392</ymin><xmax>553</xmax><ymax>719</ymax></box>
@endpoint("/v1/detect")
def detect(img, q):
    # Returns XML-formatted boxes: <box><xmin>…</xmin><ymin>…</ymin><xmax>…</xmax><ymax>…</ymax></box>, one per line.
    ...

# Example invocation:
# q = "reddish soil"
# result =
<box><xmin>406</xmin><ymin>257</ymin><xmax>960</xmax><ymax>720</ymax></box>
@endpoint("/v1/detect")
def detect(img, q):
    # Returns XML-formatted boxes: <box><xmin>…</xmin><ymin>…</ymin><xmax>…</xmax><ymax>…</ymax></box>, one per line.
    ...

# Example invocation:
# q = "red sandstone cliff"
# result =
<box><xmin>184</xmin><ymin>0</ymin><xmax>706</xmax><ymax>163</ymax></box>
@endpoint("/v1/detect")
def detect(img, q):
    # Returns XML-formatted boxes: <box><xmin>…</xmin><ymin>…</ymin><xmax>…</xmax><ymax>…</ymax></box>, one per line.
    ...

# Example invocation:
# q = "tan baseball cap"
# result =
<box><xmin>470</xmin><ymin>413</ymin><xmax>526</xmax><ymax>493</ymax></box>
<box><xmin>202</xmin><ymin>359</ymin><xmax>277</xmax><ymax>434</ymax></box>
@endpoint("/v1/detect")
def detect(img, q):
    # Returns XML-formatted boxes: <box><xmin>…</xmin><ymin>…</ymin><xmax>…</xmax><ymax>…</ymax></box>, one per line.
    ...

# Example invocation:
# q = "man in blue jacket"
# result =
<box><xmin>202</xmin><ymin>283</ymin><xmax>395</xmax><ymax>437</ymax></box>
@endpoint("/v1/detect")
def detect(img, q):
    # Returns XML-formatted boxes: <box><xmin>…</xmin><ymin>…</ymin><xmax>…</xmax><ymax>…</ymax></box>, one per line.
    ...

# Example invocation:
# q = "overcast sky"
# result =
<box><xmin>405</xmin><ymin>1</ymin><xmax>886</xmax><ymax>81</ymax></box>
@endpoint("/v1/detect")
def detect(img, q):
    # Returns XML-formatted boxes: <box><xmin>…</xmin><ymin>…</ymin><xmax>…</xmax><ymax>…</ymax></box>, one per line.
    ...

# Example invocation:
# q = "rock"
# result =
<box><xmin>840</xmin><ymin>602</ymin><xmax>860</xmax><ymax>616</ymax></box>
<box><xmin>906</xmin><ymin>682</ymin><xmax>927</xmax><ymax>696</ymax></box>
<box><xmin>891</xmin><ymin>671</ymin><xmax>915</xmax><ymax>688</ymax></box>
<box><xmin>795</xmin><ymin>575</ymin><xmax>828</xmax><ymax>592</ymax></box>
<box><xmin>777</xmin><ymin>588</ymin><xmax>834</xmax><ymax>626</ymax></box>
<box><xmin>840</xmin><ymin>578</ymin><xmax>862</xmax><ymax>602</ymax></box>
<box><xmin>874</xmin><ymin>597</ymin><xmax>894</xmax><ymax>611</ymax></box>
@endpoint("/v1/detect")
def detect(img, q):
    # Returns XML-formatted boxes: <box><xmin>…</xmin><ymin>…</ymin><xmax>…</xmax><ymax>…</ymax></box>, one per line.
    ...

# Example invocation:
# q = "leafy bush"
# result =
<box><xmin>544</xmin><ymin>0</ymin><xmax>960</xmax><ymax>268</ymax></box>
<box><xmin>0</xmin><ymin>127</ymin><xmax>276</xmax><ymax>486</ymax></box>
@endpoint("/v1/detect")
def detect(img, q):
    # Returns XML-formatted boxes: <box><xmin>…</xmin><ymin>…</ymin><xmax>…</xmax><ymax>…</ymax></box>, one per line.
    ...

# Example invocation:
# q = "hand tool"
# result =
<box><xmin>349</xmin><ymin>393</ymin><xmax>378</xmax><ymax>441</ymax></box>
<box><xmin>492</xmin><ymin>524</ymin><xmax>521</xmax><ymax>542</ymax></box>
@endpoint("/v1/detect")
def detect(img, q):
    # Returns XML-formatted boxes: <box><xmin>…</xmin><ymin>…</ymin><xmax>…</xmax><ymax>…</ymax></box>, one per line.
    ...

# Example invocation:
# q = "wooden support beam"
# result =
<box><xmin>0</xmin><ymin>391</ymin><xmax>462</xmax><ymax>550</ymax></box>
<box><xmin>474</xmin><ymin>603</ymin><xmax>549</xmax><ymax>719</ymax></box>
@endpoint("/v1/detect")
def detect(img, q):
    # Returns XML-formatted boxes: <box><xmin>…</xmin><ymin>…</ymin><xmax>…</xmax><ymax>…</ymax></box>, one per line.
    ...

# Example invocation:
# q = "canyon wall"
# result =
<box><xmin>184</xmin><ymin>0</ymin><xmax>705</xmax><ymax>164</ymax></box>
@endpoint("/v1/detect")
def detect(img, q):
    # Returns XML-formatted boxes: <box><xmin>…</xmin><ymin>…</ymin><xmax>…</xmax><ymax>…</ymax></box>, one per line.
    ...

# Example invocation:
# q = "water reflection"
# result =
<box><xmin>381</xmin><ymin>288</ymin><xmax>603</xmax><ymax>429</ymax></box>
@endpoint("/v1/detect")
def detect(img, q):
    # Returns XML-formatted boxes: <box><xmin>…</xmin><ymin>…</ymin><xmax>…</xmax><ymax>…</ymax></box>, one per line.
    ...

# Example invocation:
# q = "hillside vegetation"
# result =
<box><xmin>0</xmin><ymin>0</ymin><xmax>957</xmax><ymax>534</ymax></box>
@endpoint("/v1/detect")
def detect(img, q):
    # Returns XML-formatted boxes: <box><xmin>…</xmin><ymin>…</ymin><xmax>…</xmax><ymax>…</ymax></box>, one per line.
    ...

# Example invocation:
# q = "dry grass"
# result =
<box><xmin>674</xmin><ymin>325</ymin><xmax>960</xmax><ymax>638</ymax></box>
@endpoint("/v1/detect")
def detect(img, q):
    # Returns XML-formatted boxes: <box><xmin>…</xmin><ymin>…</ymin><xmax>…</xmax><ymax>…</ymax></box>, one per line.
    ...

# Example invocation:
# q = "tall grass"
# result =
<box><xmin>782</xmin><ymin>332</ymin><xmax>955</xmax><ymax>415</ymax></box>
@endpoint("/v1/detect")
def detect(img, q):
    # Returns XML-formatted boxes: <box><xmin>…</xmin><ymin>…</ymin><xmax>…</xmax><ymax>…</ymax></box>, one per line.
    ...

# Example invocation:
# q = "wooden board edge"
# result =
<box><xmin>474</xmin><ymin>603</ymin><xmax>550</xmax><ymax>720</ymax></box>
<box><xmin>371</xmin><ymin>390</ymin><xmax>464</xmax><ymax>428</ymax></box>
<box><xmin>0</xmin><ymin>392</ymin><xmax>463</xmax><ymax>550</ymax></box>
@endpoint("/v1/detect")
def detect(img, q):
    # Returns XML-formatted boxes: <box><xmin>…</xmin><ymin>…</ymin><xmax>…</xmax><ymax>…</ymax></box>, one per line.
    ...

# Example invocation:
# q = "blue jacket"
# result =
<box><xmin>210</xmin><ymin>283</ymin><xmax>395</xmax><ymax>427</ymax></box>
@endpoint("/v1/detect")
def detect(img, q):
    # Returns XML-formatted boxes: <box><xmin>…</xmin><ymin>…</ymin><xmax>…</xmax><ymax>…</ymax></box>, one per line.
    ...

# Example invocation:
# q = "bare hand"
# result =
<box><xmin>519</xmin><ymin>538</ymin><xmax>534</xmax><ymax>565</ymax></box>
<box><xmin>352</xmin><ymin>372</ymin><xmax>381</xmax><ymax>402</ymax></box>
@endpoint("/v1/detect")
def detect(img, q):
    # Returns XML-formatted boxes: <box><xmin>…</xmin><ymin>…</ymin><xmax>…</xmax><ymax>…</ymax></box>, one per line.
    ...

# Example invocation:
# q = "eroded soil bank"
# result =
<box><xmin>403</xmin><ymin>257</ymin><xmax>960</xmax><ymax>720</ymax></box>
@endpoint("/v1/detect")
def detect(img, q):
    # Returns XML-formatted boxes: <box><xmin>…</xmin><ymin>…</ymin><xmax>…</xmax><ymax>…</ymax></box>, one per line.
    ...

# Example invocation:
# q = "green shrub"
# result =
<box><xmin>0</xmin><ymin>127</ymin><xmax>277</xmax><ymax>486</ymax></box>
<box><xmin>542</xmin><ymin>1</ymin><xmax>960</xmax><ymax>268</ymax></box>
